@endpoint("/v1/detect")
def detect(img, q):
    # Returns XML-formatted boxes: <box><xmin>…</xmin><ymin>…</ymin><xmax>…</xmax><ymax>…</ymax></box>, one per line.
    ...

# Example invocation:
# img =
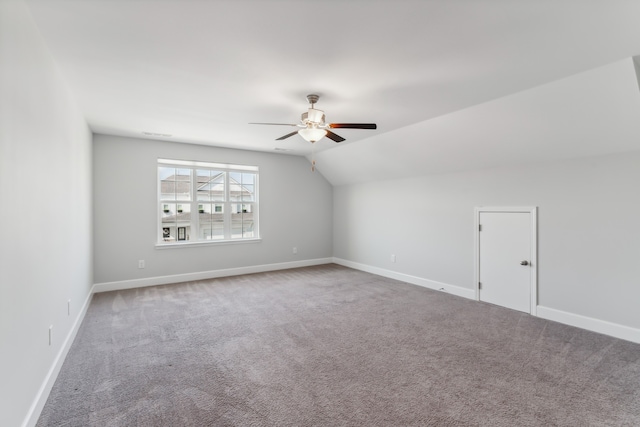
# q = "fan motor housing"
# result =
<box><xmin>302</xmin><ymin>109</ymin><xmax>325</xmax><ymax>124</ymax></box>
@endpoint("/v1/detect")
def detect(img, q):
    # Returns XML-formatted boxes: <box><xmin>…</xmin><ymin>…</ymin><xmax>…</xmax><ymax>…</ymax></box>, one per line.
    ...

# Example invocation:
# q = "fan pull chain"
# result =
<box><xmin>311</xmin><ymin>142</ymin><xmax>316</xmax><ymax>172</ymax></box>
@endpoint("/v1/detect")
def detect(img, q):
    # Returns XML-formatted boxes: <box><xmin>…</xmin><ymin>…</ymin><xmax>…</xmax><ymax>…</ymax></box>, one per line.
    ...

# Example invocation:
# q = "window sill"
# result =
<box><xmin>155</xmin><ymin>238</ymin><xmax>262</xmax><ymax>249</ymax></box>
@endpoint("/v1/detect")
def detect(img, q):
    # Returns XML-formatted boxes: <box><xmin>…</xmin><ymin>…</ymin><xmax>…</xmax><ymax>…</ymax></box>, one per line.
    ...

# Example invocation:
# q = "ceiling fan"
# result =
<box><xmin>250</xmin><ymin>94</ymin><xmax>377</xmax><ymax>144</ymax></box>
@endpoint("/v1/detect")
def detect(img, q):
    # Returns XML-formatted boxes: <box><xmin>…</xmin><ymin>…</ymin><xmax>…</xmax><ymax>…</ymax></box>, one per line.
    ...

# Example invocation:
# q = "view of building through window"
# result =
<box><xmin>158</xmin><ymin>159</ymin><xmax>258</xmax><ymax>243</ymax></box>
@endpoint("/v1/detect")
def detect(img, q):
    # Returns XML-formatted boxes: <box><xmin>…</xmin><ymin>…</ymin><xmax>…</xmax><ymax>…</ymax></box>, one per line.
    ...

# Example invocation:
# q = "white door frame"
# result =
<box><xmin>474</xmin><ymin>206</ymin><xmax>538</xmax><ymax>315</ymax></box>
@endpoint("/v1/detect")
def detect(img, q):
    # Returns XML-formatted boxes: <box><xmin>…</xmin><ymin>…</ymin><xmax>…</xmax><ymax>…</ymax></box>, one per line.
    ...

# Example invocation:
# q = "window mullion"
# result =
<box><xmin>224</xmin><ymin>171</ymin><xmax>231</xmax><ymax>239</ymax></box>
<box><xmin>190</xmin><ymin>167</ymin><xmax>198</xmax><ymax>242</ymax></box>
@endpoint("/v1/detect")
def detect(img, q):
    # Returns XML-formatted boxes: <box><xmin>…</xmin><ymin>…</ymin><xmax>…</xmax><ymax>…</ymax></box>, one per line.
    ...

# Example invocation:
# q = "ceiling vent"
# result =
<box><xmin>142</xmin><ymin>132</ymin><xmax>172</xmax><ymax>138</ymax></box>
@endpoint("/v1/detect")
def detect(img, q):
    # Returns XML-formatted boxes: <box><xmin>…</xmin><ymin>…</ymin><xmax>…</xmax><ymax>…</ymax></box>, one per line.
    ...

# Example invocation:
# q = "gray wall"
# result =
<box><xmin>0</xmin><ymin>2</ymin><xmax>93</xmax><ymax>426</ymax></box>
<box><xmin>93</xmin><ymin>134</ymin><xmax>333</xmax><ymax>284</ymax></box>
<box><xmin>333</xmin><ymin>151</ymin><xmax>640</xmax><ymax>330</ymax></box>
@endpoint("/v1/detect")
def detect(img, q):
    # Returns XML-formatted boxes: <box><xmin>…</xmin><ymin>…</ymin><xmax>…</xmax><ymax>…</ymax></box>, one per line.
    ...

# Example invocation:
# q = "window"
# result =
<box><xmin>158</xmin><ymin>159</ymin><xmax>259</xmax><ymax>245</ymax></box>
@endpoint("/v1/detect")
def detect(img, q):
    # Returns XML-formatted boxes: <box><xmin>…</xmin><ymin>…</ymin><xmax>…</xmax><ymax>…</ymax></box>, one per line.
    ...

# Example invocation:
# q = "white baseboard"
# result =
<box><xmin>93</xmin><ymin>258</ymin><xmax>334</xmax><ymax>293</ymax></box>
<box><xmin>23</xmin><ymin>287</ymin><xmax>94</xmax><ymax>427</ymax></box>
<box><xmin>332</xmin><ymin>258</ymin><xmax>640</xmax><ymax>344</ymax></box>
<box><xmin>537</xmin><ymin>306</ymin><xmax>640</xmax><ymax>344</ymax></box>
<box><xmin>332</xmin><ymin>257</ymin><xmax>476</xmax><ymax>300</ymax></box>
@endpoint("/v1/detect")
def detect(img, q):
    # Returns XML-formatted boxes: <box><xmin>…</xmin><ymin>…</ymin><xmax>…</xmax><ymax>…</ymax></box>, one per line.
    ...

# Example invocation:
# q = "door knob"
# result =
<box><xmin>520</xmin><ymin>260</ymin><xmax>529</xmax><ymax>266</ymax></box>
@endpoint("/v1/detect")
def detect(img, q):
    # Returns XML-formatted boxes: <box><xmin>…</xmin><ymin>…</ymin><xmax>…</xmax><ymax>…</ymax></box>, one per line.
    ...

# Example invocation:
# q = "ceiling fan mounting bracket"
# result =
<box><xmin>306</xmin><ymin>94</ymin><xmax>320</xmax><ymax>105</ymax></box>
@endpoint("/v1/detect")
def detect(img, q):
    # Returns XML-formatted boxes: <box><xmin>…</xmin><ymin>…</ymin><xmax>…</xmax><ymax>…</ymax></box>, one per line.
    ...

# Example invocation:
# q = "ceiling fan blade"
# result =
<box><xmin>329</xmin><ymin>123</ymin><xmax>377</xmax><ymax>129</ymax></box>
<box><xmin>325</xmin><ymin>130</ymin><xmax>346</xmax><ymax>143</ymax></box>
<box><xmin>276</xmin><ymin>130</ymin><xmax>300</xmax><ymax>141</ymax></box>
<box><xmin>249</xmin><ymin>122</ymin><xmax>299</xmax><ymax>126</ymax></box>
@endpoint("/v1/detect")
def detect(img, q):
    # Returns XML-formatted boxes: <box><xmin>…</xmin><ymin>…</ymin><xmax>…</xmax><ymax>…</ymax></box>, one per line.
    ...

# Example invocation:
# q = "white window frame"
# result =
<box><xmin>156</xmin><ymin>158</ymin><xmax>260</xmax><ymax>247</ymax></box>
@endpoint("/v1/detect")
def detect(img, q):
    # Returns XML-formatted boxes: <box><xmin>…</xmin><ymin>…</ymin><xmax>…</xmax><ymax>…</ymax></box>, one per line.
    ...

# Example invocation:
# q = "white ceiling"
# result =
<box><xmin>24</xmin><ymin>1</ymin><xmax>640</xmax><ymax>161</ymax></box>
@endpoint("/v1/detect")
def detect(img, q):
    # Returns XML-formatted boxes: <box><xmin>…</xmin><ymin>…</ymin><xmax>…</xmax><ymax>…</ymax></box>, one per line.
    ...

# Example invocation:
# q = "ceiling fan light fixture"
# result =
<box><xmin>250</xmin><ymin>94</ymin><xmax>376</xmax><ymax>146</ymax></box>
<box><xmin>298</xmin><ymin>127</ymin><xmax>327</xmax><ymax>143</ymax></box>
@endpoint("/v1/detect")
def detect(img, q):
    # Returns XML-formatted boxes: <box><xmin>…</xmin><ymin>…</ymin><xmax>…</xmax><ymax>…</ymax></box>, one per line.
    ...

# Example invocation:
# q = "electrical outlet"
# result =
<box><xmin>391</xmin><ymin>254</ymin><xmax>396</xmax><ymax>263</ymax></box>
<box><xmin>292</xmin><ymin>247</ymin><xmax>298</xmax><ymax>254</ymax></box>
<box><xmin>49</xmin><ymin>325</ymin><xmax>53</xmax><ymax>345</ymax></box>
<box><xmin>138</xmin><ymin>260</ymin><xmax>145</xmax><ymax>269</ymax></box>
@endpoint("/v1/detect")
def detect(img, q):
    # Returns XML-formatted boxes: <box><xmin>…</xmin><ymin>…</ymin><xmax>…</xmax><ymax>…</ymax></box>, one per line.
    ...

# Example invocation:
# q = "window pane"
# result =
<box><xmin>160</xmin><ymin>167</ymin><xmax>176</xmax><ymax>200</ymax></box>
<box><xmin>160</xmin><ymin>167</ymin><xmax>191</xmax><ymax>201</ymax></box>
<box><xmin>229</xmin><ymin>171</ymin><xmax>253</xmax><ymax>202</ymax></box>
<box><xmin>199</xmin><ymin>203</ymin><xmax>224</xmax><ymax>240</ymax></box>
<box><xmin>161</xmin><ymin>203</ymin><xmax>176</xmax><ymax>241</ymax></box>
<box><xmin>175</xmin><ymin>168</ymin><xmax>190</xmax><ymax>180</ymax></box>
<box><xmin>242</xmin><ymin>222</ymin><xmax>254</xmax><ymax>238</ymax></box>
<box><xmin>178</xmin><ymin>204</ymin><xmax>191</xmax><ymax>240</ymax></box>
<box><xmin>229</xmin><ymin>182</ymin><xmax>242</xmax><ymax>201</ymax></box>
<box><xmin>175</xmin><ymin>168</ymin><xmax>191</xmax><ymax>201</ymax></box>
<box><xmin>196</xmin><ymin>170</ymin><xmax>211</xmax><ymax>201</ymax></box>
<box><xmin>211</xmin><ymin>213</ymin><xmax>224</xmax><ymax>239</ymax></box>
<box><xmin>196</xmin><ymin>170</ymin><xmax>225</xmax><ymax>202</ymax></box>
<box><xmin>199</xmin><ymin>204</ymin><xmax>211</xmax><ymax>239</ymax></box>
<box><xmin>231</xmin><ymin>214</ymin><xmax>242</xmax><ymax>238</ymax></box>
<box><xmin>163</xmin><ymin>204</ymin><xmax>191</xmax><ymax>241</ymax></box>
<box><xmin>242</xmin><ymin>173</ymin><xmax>255</xmax><ymax>185</ymax></box>
<box><xmin>241</xmin><ymin>173</ymin><xmax>256</xmax><ymax>202</ymax></box>
<box><xmin>241</xmin><ymin>184</ymin><xmax>255</xmax><ymax>202</ymax></box>
<box><xmin>231</xmin><ymin>205</ymin><xmax>254</xmax><ymax>238</ymax></box>
<box><xmin>159</xmin><ymin>167</ymin><xmax>175</xmax><ymax>181</ymax></box>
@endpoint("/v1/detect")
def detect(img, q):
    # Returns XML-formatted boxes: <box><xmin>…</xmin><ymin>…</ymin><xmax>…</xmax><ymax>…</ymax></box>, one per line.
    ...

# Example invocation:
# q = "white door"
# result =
<box><xmin>477</xmin><ymin>209</ymin><xmax>536</xmax><ymax>313</ymax></box>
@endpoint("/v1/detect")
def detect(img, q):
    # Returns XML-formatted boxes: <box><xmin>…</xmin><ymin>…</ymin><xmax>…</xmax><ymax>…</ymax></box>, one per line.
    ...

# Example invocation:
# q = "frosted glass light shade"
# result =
<box><xmin>299</xmin><ymin>127</ymin><xmax>327</xmax><ymax>143</ymax></box>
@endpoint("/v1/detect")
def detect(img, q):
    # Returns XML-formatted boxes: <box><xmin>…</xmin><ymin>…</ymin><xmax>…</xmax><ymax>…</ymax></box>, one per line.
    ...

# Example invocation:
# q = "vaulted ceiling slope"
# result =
<box><xmin>24</xmin><ymin>0</ymin><xmax>640</xmax><ymax>185</ymax></box>
<box><xmin>316</xmin><ymin>58</ymin><xmax>640</xmax><ymax>185</ymax></box>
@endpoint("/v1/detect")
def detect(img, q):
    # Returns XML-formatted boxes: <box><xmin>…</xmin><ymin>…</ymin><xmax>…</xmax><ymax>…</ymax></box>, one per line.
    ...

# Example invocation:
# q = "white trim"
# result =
<box><xmin>93</xmin><ymin>258</ymin><xmax>334</xmax><ymax>293</ymax></box>
<box><xmin>537</xmin><ymin>306</ymin><xmax>640</xmax><ymax>344</ymax></box>
<box><xmin>22</xmin><ymin>286</ymin><xmax>95</xmax><ymax>427</ymax></box>
<box><xmin>474</xmin><ymin>206</ymin><xmax>538</xmax><ymax>315</ymax></box>
<box><xmin>332</xmin><ymin>257</ymin><xmax>475</xmax><ymax>300</ymax></box>
<box><xmin>158</xmin><ymin>158</ymin><xmax>258</xmax><ymax>171</ymax></box>
<box><xmin>155</xmin><ymin>238</ymin><xmax>262</xmax><ymax>249</ymax></box>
